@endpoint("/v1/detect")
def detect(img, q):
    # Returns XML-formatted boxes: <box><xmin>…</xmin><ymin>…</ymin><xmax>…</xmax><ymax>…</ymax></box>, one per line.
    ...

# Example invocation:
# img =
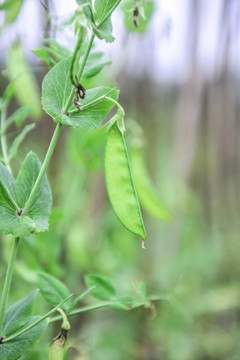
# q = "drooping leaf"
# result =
<box><xmin>92</xmin><ymin>17</ymin><xmax>115</xmax><ymax>43</ymax></box>
<box><xmin>2</xmin><ymin>81</ymin><xmax>15</xmax><ymax>104</ymax></box>
<box><xmin>7</xmin><ymin>43</ymin><xmax>41</xmax><ymax>119</ymax></box>
<box><xmin>3</xmin><ymin>291</ymin><xmax>37</xmax><ymax>337</ymax></box>
<box><xmin>0</xmin><ymin>317</ymin><xmax>48</xmax><ymax>360</ymax></box>
<box><xmin>3</xmin><ymin>106</ymin><xmax>32</xmax><ymax>131</ymax></box>
<box><xmin>8</xmin><ymin>124</ymin><xmax>35</xmax><ymax>161</ymax></box>
<box><xmin>33</xmin><ymin>49</ymin><xmax>56</xmax><ymax>67</ymax></box>
<box><xmin>85</xmin><ymin>274</ymin><xmax>116</xmax><ymax>301</ymax></box>
<box><xmin>37</xmin><ymin>273</ymin><xmax>72</xmax><ymax>312</ymax></box>
<box><xmin>42</xmin><ymin>57</ymin><xmax>119</xmax><ymax>129</ymax></box>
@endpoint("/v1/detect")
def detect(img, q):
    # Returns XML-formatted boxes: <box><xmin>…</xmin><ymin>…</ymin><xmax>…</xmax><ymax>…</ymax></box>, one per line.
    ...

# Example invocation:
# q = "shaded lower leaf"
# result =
<box><xmin>0</xmin><ymin>317</ymin><xmax>48</xmax><ymax>360</ymax></box>
<box><xmin>3</xmin><ymin>291</ymin><xmax>38</xmax><ymax>338</ymax></box>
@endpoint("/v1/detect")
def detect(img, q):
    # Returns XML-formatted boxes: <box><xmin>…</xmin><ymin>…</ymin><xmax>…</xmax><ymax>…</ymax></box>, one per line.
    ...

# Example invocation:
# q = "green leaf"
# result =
<box><xmin>37</xmin><ymin>273</ymin><xmax>72</xmax><ymax>312</ymax></box>
<box><xmin>2</xmin><ymin>82</ymin><xmax>15</xmax><ymax>104</ymax></box>
<box><xmin>92</xmin><ymin>17</ymin><xmax>115</xmax><ymax>43</ymax></box>
<box><xmin>7</xmin><ymin>43</ymin><xmax>41</xmax><ymax>119</ymax></box>
<box><xmin>85</xmin><ymin>274</ymin><xmax>116</xmax><ymax>301</ymax></box>
<box><xmin>33</xmin><ymin>49</ymin><xmax>56</xmax><ymax>67</ymax></box>
<box><xmin>82</xmin><ymin>53</ymin><xmax>111</xmax><ymax>79</ymax></box>
<box><xmin>0</xmin><ymin>317</ymin><xmax>48</xmax><ymax>360</ymax></box>
<box><xmin>122</xmin><ymin>0</ymin><xmax>154</xmax><ymax>33</ymax></box>
<box><xmin>2</xmin><ymin>291</ymin><xmax>37</xmax><ymax>337</ymax></box>
<box><xmin>94</xmin><ymin>0</ymin><xmax>119</xmax><ymax>25</ymax></box>
<box><xmin>0</xmin><ymin>151</ymin><xmax>52</xmax><ymax>237</ymax></box>
<box><xmin>3</xmin><ymin>106</ymin><xmax>32</xmax><ymax>131</ymax></box>
<box><xmin>42</xmin><ymin>57</ymin><xmax>119</xmax><ymax>129</ymax></box>
<box><xmin>8</xmin><ymin>124</ymin><xmax>35</xmax><ymax>161</ymax></box>
<box><xmin>0</xmin><ymin>203</ymin><xmax>35</xmax><ymax>237</ymax></box>
<box><xmin>14</xmin><ymin>152</ymin><xmax>52</xmax><ymax>232</ymax></box>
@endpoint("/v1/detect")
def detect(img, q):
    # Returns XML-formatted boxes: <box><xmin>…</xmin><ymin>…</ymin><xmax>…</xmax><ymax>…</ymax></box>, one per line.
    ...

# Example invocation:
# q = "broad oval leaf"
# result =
<box><xmin>3</xmin><ymin>291</ymin><xmax>37</xmax><ymax>338</ymax></box>
<box><xmin>42</xmin><ymin>57</ymin><xmax>119</xmax><ymax>129</ymax></box>
<box><xmin>37</xmin><ymin>273</ymin><xmax>72</xmax><ymax>312</ymax></box>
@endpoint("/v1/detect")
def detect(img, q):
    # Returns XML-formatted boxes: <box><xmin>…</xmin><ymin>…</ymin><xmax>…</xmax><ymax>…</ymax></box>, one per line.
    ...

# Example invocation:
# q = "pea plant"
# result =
<box><xmin>0</xmin><ymin>0</ymin><xmax>164</xmax><ymax>359</ymax></box>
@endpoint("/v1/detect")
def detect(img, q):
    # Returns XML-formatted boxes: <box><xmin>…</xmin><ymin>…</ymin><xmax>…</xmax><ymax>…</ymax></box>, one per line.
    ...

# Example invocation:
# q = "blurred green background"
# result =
<box><xmin>1</xmin><ymin>0</ymin><xmax>240</xmax><ymax>359</ymax></box>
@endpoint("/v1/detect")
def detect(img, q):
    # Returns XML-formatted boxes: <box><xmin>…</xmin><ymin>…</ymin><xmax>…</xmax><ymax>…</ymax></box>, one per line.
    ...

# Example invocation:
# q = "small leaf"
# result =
<box><xmin>37</xmin><ymin>273</ymin><xmax>72</xmax><ymax>312</ymax></box>
<box><xmin>3</xmin><ymin>291</ymin><xmax>37</xmax><ymax>337</ymax></box>
<box><xmin>0</xmin><ymin>317</ymin><xmax>48</xmax><ymax>360</ymax></box>
<box><xmin>85</xmin><ymin>274</ymin><xmax>116</xmax><ymax>301</ymax></box>
<box><xmin>2</xmin><ymin>81</ymin><xmax>15</xmax><ymax>104</ymax></box>
<box><xmin>8</xmin><ymin>124</ymin><xmax>35</xmax><ymax>161</ymax></box>
<box><xmin>3</xmin><ymin>106</ymin><xmax>32</xmax><ymax>131</ymax></box>
<box><xmin>33</xmin><ymin>49</ymin><xmax>56</xmax><ymax>67</ymax></box>
<box><xmin>92</xmin><ymin>18</ymin><xmax>115</xmax><ymax>43</ymax></box>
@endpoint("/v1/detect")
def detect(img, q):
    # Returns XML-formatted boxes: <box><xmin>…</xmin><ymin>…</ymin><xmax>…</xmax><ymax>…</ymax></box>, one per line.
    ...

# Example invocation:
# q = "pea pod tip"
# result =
<box><xmin>142</xmin><ymin>239</ymin><xmax>146</xmax><ymax>250</ymax></box>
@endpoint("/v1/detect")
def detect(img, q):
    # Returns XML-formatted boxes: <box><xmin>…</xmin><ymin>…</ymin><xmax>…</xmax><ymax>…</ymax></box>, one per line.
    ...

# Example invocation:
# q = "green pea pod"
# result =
<box><xmin>48</xmin><ymin>332</ymin><xmax>68</xmax><ymax>360</ymax></box>
<box><xmin>104</xmin><ymin>121</ymin><xmax>146</xmax><ymax>241</ymax></box>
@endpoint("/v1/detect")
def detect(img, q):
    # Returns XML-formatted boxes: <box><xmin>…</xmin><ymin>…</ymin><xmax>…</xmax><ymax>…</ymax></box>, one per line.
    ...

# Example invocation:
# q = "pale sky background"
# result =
<box><xmin>0</xmin><ymin>0</ymin><xmax>240</xmax><ymax>83</ymax></box>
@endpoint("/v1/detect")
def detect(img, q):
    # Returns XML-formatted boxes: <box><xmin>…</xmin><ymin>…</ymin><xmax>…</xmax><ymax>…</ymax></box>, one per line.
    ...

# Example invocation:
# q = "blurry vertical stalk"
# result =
<box><xmin>169</xmin><ymin>0</ymin><xmax>202</xmax><ymax>256</ymax></box>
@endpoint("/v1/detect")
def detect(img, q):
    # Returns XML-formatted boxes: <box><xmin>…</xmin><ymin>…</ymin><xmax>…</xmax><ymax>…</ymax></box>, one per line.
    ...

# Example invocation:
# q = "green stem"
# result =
<box><xmin>104</xmin><ymin>96</ymin><xmax>125</xmax><ymax>115</ymax></box>
<box><xmin>22</xmin><ymin>123</ymin><xmax>62</xmax><ymax>216</ymax></box>
<box><xmin>0</xmin><ymin>237</ymin><xmax>20</xmax><ymax>336</ymax></box>
<box><xmin>96</xmin><ymin>0</ymin><xmax>122</xmax><ymax>27</ymax></box>
<box><xmin>63</xmin><ymin>32</ymin><xmax>95</xmax><ymax>114</ymax></box>
<box><xmin>0</xmin><ymin>106</ymin><xmax>12</xmax><ymax>174</ymax></box>
<box><xmin>49</xmin><ymin>302</ymin><xmax>112</xmax><ymax>324</ymax></box>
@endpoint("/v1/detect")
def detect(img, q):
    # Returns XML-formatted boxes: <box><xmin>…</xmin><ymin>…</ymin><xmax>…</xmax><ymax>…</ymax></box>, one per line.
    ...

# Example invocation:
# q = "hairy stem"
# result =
<box><xmin>0</xmin><ymin>106</ymin><xmax>12</xmax><ymax>174</ymax></box>
<box><xmin>0</xmin><ymin>237</ymin><xmax>20</xmax><ymax>336</ymax></box>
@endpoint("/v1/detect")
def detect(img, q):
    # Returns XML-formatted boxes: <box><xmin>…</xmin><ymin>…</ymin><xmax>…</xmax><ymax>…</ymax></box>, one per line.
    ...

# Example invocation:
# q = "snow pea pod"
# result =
<box><xmin>104</xmin><ymin>121</ymin><xmax>146</xmax><ymax>241</ymax></box>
